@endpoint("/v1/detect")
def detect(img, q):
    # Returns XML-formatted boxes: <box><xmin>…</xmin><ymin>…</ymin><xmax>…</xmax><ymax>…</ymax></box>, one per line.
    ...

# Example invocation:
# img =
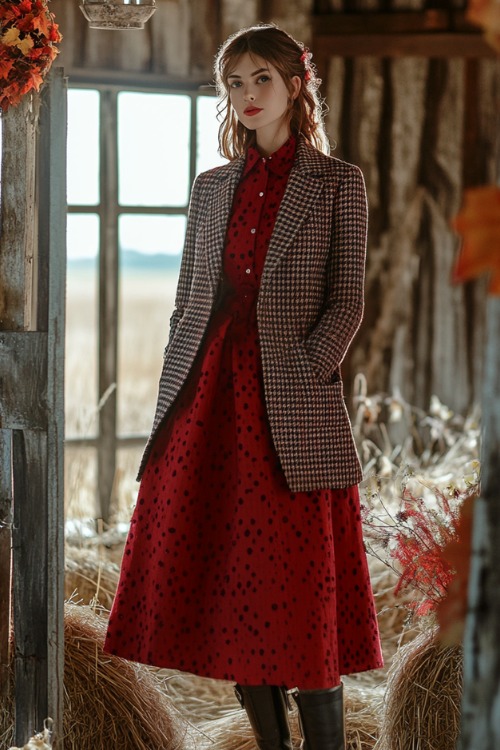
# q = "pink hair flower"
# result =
<box><xmin>300</xmin><ymin>47</ymin><xmax>313</xmax><ymax>81</ymax></box>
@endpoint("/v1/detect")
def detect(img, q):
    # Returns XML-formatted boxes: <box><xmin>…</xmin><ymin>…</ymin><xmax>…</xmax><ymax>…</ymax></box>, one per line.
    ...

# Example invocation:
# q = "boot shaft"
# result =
<box><xmin>291</xmin><ymin>684</ymin><xmax>345</xmax><ymax>750</ymax></box>
<box><xmin>235</xmin><ymin>683</ymin><xmax>293</xmax><ymax>750</ymax></box>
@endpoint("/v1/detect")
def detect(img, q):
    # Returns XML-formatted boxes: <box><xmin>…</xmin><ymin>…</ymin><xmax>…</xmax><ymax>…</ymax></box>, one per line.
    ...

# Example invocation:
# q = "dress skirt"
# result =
<box><xmin>104</xmin><ymin>285</ymin><xmax>383</xmax><ymax>689</ymax></box>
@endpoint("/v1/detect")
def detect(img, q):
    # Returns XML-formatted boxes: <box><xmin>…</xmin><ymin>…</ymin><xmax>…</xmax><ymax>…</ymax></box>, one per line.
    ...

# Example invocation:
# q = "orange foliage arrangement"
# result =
<box><xmin>452</xmin><ymin>186</ymin><xmax>500</xmax><ymax>295</ymax></box>
<box><xmin>361</xmin><ymin>471</ymin><xmax>479</xmax><ymax>620</ymax></box>
<box><xmin>0</xmin><ymin>0</ymin><xmax>62</xmax><ymax>112</ymax></box>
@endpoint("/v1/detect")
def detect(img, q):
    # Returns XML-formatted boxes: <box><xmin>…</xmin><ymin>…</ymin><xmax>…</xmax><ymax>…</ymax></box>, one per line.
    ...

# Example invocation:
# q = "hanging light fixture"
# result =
<box><xmin>79</xmin><ymin>0</ymin><xmax>156</xmax><ymax>30</ymax></box>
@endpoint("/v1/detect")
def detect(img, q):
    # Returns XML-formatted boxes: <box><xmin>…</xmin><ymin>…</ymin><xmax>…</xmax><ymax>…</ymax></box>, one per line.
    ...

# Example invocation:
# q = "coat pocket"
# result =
<box><xmin>296</xmin><ymin>341</ymin><xmax>341</xmax><ymax>388</ymax></box>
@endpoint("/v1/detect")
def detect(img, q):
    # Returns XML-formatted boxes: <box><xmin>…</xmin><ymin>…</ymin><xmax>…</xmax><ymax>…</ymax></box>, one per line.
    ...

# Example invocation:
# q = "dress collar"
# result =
<box><xmin>243</xmin><ymin>135</ymin><xmax>297</xmax><ymax>178</ymax></box>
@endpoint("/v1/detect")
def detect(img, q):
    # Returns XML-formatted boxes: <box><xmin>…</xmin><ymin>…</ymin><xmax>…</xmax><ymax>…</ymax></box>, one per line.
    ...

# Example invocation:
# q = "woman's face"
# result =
<box><xmin>227</xmin><ymin>52</ymin><xmax>300</xmax><ymax>146</ymax></box>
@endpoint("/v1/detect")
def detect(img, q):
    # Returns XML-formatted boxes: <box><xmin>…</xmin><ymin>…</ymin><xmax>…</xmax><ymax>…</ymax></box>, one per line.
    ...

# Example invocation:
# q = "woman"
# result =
<box><xmin>105</xmin><ymin>23</ymin><xmax>383</xmax><ymax>750</ymax></box>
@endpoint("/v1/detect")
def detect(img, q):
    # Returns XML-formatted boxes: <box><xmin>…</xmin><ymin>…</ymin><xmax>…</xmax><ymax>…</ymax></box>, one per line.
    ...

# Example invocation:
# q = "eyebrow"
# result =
<box><xmin>227</xmin><ymin>67</ymin><xmax>269</xmax><ymax>79</ymax></box>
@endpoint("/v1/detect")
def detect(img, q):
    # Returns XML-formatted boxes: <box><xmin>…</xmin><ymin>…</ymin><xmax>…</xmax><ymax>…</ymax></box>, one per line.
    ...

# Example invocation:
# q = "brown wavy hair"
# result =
<box><xmin>214</xmin><ymin>24</ymin><xmax>329</xmax><ymax>160</ymax></box>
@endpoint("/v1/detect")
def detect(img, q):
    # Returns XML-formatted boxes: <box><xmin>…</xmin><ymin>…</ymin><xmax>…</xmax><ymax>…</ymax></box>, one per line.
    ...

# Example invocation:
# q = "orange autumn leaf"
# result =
<box><xmin>436</xmin><ymin>494</ymin><xmax>476</xmax><ymax>646</ymax></box>
<box><xmin>452</xmin><ymin>186</ymin><xmax>500</xmax><ymax>295</ymax></box>
<box><xmin>31</xmin><ymin>11</ymin><xmax>51</xmax><ymax>37</ymax></box>
<box><xmin>0</xmin><ymin>58</ymin><xmax>14</xmax><ymax>79</ymax></box>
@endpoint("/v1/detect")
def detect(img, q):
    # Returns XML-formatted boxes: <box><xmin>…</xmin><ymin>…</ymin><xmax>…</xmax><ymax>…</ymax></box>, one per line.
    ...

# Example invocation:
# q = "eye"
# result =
<box><xmin>229</xmin><ymin>80</ymin><xmax>242</xmax><ymax>88</ymax></box>
<box><xmin>257</xmin><ymin>75</ymin><xmax>270</xmax><ymax>84</ymax></box>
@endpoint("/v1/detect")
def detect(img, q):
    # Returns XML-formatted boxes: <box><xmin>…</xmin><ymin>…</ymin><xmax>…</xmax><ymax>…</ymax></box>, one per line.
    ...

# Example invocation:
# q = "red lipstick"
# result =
<box><xmin>244</xmin><ymin>106</ymin><xmax>263</xmax><ymax>116</ymax></box>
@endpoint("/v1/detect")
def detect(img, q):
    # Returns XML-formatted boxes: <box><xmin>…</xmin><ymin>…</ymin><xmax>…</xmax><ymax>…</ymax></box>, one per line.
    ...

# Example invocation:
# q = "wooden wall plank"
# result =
<box><xmin>328</xmin><ymin>49</ymin><xmax>496</xmax><ymax>413</ymax></box>
<box><xmin>12</xmin><ymin>429</ymin><xmax>49</xmax><ymax>744</ymax></box>
<box><xmin>0</xmin><ymin>97</ymin><xmax>37</xmax><ymax>332</ymax></box>
<box><xmin>150</xmin><ymin>0</ymin><xmax>191</xmax><ymax>76</ymax></box>
<box><xmin>221</xmin><ymin>0</ymin><xmax>259</xmax><ymax>40</ymax></box>
<box><xmin>189</xmin><ymin>0</ymin><xmax>223</xmax><ymax>76</ymax></box>
<box><xmin>0</xmin><ymin>429</ymin><xmax>12</xmax><ymax>699</ymax></box>
<box><xmin>267</xmin><ymin>0</ymin><xmax>313</xmax><ymax>42</ymax></box>
<box><xmin>0</xmin><ymin>333</ymin><xmax>48</xmax><ymax>430</ymax></box>
<box><xmin>37</xmin><ymin>69</ymin><xmax>67</xmax><ymax>749</ymax></box>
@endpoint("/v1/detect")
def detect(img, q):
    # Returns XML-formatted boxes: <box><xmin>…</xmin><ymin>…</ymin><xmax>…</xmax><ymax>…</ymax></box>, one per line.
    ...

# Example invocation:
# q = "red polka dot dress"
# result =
<box><xmin>105</xmin><ymin>137</ymin><xmax>383</xmax><ymax>688</ymax></box>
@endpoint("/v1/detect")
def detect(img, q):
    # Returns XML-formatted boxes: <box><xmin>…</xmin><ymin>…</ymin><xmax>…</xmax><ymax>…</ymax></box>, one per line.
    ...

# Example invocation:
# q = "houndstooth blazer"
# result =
<box><xmin>138</xmin><ymin>135</ymin><xmax>367</xmax><ymax>491</ymax></box>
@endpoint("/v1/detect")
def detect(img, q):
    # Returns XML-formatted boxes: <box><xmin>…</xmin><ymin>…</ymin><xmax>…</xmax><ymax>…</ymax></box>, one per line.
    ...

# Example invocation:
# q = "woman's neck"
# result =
<box><xmin>255</xmin><ymin>123</ymin><xmax>292</xmax><ymax>157</ymax></box>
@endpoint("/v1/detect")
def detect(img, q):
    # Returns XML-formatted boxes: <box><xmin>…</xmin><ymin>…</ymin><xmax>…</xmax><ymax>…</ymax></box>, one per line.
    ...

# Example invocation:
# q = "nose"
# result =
<box><xmin>243</xmin><ymin>88</ymin><xmax>255</xmax><ymax>102</ymax></box>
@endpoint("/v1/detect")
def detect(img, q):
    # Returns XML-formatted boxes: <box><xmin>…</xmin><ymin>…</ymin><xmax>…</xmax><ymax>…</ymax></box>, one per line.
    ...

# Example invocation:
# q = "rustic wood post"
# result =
<box><xmin>0</xmin><ymin>429</ymin><xmax>12</xmax><ymax>699</ymax></box>
<box><xmin>0</xmin><ymin>91</ymin><xmax>38</xmax><ymax>717</ymax></box>
<box><xmin>0</xmin><ymin>69</ymin><xmax>66</xmax><ymax>748</ymax></box>
<box><xmin>97</xmin><ymin>89</ymin><xmax>119</xmax><ymax>524</ymax></box>
<box><xmin>460</xmin><ymin>296</ymin><xmax>500</xmax><ymax>748</ymax></box>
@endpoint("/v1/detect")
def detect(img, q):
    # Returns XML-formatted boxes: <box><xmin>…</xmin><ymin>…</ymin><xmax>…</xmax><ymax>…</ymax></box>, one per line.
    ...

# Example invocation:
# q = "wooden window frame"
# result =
<box><xmin>66</xmin><ymin>77</ymin><xmax>216</xmax><ymax>522</ymax></box>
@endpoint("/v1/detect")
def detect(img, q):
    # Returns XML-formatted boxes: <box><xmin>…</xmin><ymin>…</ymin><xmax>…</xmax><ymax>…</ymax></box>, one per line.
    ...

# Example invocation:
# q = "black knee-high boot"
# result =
<box><xmin>291</xmin><ymin>684</ymin><xmax>345</xmax><ymax>750</ymax></box>
<box><xmin>234</xmin><ymin>684</ymin><xmax>292</xmax><ymax>750</ymax></box>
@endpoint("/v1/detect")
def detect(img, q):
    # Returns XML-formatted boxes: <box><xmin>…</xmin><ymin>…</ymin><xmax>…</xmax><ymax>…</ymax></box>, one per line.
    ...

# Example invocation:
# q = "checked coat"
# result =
<box><xmin>138</xmin><ymin>134</ymin><xmax>367</xmax><ymax>491</ymax></box>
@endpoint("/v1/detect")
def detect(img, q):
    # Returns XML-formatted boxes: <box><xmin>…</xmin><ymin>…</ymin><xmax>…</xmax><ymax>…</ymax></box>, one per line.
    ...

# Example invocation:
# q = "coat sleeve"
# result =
<box><xmin>165</xmin><ymin>174</ymin><xmax>207</xmax><ymax>345</ymax></box>
<box><xmin>304</xmin><ymin>165</ymin><xmax>368</xmax><ymax>380</ymax></box>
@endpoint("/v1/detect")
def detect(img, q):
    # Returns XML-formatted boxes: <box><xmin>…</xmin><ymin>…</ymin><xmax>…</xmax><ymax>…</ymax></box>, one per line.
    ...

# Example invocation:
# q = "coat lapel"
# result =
<box><xmin>260</xmin><ymin>137</ymin><xmax>326</xmax><ymax>291</ymax></box>
<box><xmin>204</xmin><ymin>136</ymin><xmax>328</xmax><ymax>294</ymax></box>
<box><xmin>205</xmin><ymin>157</ymin><xmax>245</xmax><ymax>293</ymax></box>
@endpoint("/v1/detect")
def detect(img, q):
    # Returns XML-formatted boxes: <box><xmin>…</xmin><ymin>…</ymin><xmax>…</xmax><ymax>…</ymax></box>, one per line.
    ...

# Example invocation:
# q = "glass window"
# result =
<box><xmin>196</xmin><ymin>95</ymin><xmax>227</xmax><ymax>175</ymax></box>
<box><xmin>117</xmin><ymin>213</ymin><xmax>185</xmax><ymax>434</ymax></box>
<box><xmin>119</xmin><ymin>213</ymin><xmax>186</xmax><ymax>262</ymax></box>
<box><xmin>66</xmin><ymin>214</ymin><xmax>99</xmax><ymax>439</ymax></box>
<box><xmin>67</xmin><ymin>89</ymin><xmax>100</xmax><ymax>205</ymax></box>
<box><xmin>67</xmin><ymin>213</ymin><xmax>100</xmax><ymax>260</ymax></box>
<box><xmin>66</xmin><ymin>84</ymin><xmax>223</xmax><ymax>520</ymax></box>
<box><xmin>118</xmin><ymin>92</ymin><xmax>191</xmax><ymax>207</ymax></box>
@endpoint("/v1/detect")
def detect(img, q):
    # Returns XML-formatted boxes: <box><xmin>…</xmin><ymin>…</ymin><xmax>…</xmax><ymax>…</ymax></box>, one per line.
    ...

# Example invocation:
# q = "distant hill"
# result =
<box><xmin>68</xmin><ymin>249</ymin><xmax>181</xmax><ymax>274</ymax></box>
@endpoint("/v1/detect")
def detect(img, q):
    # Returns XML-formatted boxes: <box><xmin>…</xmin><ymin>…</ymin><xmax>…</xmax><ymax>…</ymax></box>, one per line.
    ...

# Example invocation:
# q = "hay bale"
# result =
<box><xmin>65</xmin><ymin>545</ymin><xmax>119</xmax><ymax>609</ymax></box>
<box><xmin>376</xmin><ymin>629</ymin><xmax>462</xmax><ymax>750</ymax></box>
<box><xmin>63</xmin><ymin>604</ymin><xmax>186</xmax><ymax>748</ymax></box>
<box><xmin>0</xmin><ymin>605</ymin><xmax>188</xmax><ymax>750</ymax></box>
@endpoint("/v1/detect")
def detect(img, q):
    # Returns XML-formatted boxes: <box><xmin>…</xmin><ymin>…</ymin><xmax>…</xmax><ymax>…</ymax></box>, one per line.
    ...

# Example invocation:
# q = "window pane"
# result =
<box><xmin>119</xmin><ymin>214</ymin><xmax>186</xmax><ymax>261</ymax></box>
<box><xmin>66</xmin><ymin>215</ymin><xmax>99</xmax><ymax>439</ymax></box>
<box><xmin>196</xmin><ymin>95</ymin><xmax>227</xmax><ymax>175</ymax></box>
<box><xmin>67</xmin><ymin>213</ymin><xmax>100</xmax><ymax>260</ymax></box>
<box><xmin>118</xmin><ymin>273</ymin><xmax>178</xmax><ymax>435</ymax></box>
<box><xmin>118</xmin><ymin>214</ymin><xmax>183</xmax><ymax>434</ymax></box>
<box><xmin>118</xmin><ymin>93</ymin><xmax>191</xmax><ymax>207</ymax></box>
<box><xmin>67</xmin><ymin>89</ymin><xmax>100</xmax><ymax>205</ymax></box>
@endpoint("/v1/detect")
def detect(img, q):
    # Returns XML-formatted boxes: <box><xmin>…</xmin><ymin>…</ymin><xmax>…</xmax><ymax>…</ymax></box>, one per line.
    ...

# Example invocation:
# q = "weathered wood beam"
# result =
<box><xmin>312</xmin><ymin>11</ymin><xmax>496</xmax><ymax>58</ymax></box>
<box><xmin>0</xmin><ymin>96</ymin><xmax>37</xmax><ymax>331</ymax></box>
<box><xmin>1</xmin><ymin>70</ymin><xmax>66</xmax><ymax>748</ymax></box>
<box><xmin>0</xmin><ymin>94</ymin><xmax>38</xmax><ymax>736</ymax></box>
<box><xmin>97</xmin><ymin>90</ymin><xmax>119</xmax><ymax>523</ymax></box>
<box><xmin>67</xmin><ymin>68</ymin><xmax>210</xmax><ymax>91</ymax></box>
<box><xmin>314</xmin><ymin>33</ymin><xmax>495</xmax><ymax>59</ymax></box>
<box><xmin>0</xmin><ymin>429</ymin><xmax>12</xmax><ymax>699</ymax></box>
<box><xmin>0</xmin><ymin>333</ymin><xmax>48</xmax><ymax>430</ymax></box>
<box><xmin>12</xmin><ymin>429</ymin><xmax>49</xmax><ymax>743</ymax></box>
<box><xmin>37</xmin><ymin>68</ymin><xmax>67</xmax><ymax>750</ymax></box>
<box><xmin>313</xmin><ymin>9</ymin><xmax>452</xmax><ymax>35</ymax></box>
